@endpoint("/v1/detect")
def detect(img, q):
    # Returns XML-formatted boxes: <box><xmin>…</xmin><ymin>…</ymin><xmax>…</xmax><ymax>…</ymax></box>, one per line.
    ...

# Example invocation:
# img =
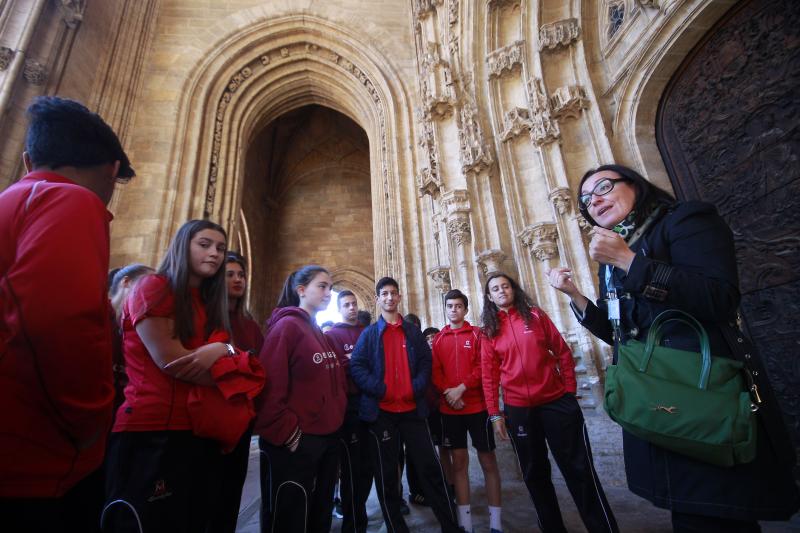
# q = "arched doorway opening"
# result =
<box><xmin>242</xmin><ymin>105</ymin><xmax>374</xmax><ymax>321</ymax></box>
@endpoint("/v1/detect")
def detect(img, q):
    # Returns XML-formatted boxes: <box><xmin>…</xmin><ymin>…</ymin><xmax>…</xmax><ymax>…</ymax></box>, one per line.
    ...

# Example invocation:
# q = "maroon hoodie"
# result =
<box><xmin>325</xmin><ymin>322</ymin><xmax>364</xmax><ymax>397</ymax></box>
<box><xmin>255</xmin><ymin>307</ymin><xmax>346</xmax><ymax>446</ymax></box>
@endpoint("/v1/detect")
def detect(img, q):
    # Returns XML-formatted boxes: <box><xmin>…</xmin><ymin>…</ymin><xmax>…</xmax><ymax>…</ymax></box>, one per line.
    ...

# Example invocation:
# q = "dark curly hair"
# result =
<box><xmin>480</xmin><ymin>272</ymin><xmax>536</xmax><ymax>339</ymax></box>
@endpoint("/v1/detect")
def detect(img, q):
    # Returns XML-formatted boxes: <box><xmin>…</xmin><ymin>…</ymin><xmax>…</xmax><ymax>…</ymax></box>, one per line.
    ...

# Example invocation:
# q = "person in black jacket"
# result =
<box><xmin>548</xmin><ymin>164</ymin><xmax>799</xmax><ymax>532</ymax></box>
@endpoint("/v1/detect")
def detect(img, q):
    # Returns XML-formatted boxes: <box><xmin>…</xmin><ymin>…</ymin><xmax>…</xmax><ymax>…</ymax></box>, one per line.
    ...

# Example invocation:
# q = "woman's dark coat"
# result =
<box><xmin>577</xmin><ymin>200</ymin><xmax>799</xmax><ymax>520</ymax></box>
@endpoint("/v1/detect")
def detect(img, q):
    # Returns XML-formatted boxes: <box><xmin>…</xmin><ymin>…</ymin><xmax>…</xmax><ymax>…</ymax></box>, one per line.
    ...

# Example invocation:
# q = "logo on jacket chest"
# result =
<box><xmin>343</xmin><ymin>343</ymin><xmax>355</xmax><ymax>358</ymax></box>
<box><xmin>464</xmin><ymin>340</ymin><xmax>472</xmax><ymax>349</ymax></box>
<box><xmin>313</xmin><ymin>351</ymin><xmax>338</xmax><ymax>365</ymax></box>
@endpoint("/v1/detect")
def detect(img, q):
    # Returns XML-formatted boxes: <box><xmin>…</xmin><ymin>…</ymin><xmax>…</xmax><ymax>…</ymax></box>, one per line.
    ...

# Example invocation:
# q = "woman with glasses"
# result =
<box><xmin>548</xmin><ymin>164</ymin><xmax>799</xmax><ymax>531</ymax></box>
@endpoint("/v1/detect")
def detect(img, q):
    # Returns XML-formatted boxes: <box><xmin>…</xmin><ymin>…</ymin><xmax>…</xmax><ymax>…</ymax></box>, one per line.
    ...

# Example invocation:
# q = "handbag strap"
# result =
<box><xmin>719</xmin><ymin>315</ymin><xmax>798</xmax><ymax>468</ymax></box>
<box><xmin>643</xmin><ymin>310</ymin><xmax>711</xmax><ymax>389</ymax></box>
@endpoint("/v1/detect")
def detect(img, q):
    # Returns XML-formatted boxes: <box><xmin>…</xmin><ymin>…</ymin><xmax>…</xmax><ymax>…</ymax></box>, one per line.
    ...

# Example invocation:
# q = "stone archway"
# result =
<box><xmin>155</xmin><ymin>15</ymin><xmax>417</xmax><ymax>293</ymax></box>
<box><xmin>613</xmin><ymin>1</ymin><xmax>735</xmax><ymax>190</ymax></box>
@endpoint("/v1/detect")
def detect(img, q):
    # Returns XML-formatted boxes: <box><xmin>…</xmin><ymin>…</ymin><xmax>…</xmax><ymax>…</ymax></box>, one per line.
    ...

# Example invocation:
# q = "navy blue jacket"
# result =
<box><xmin>349</xmin><ymin>316</ymin><xmax>432</xmax><ymax>422</ymax></box>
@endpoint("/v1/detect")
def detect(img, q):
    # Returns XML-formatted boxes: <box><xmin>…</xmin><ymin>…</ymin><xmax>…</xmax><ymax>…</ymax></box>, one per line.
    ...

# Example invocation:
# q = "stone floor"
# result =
<box><xmin>235</xmin><ymin>407</ymin><xmax>800</xmax><ymax>532</ymax></box>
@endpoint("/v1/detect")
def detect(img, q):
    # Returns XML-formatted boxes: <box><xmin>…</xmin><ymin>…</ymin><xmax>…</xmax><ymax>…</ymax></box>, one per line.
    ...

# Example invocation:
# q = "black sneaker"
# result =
<box><xmin>400</xmin><ymin>498</ymin><xmax>411</xmax><ymax>515</ymax></box>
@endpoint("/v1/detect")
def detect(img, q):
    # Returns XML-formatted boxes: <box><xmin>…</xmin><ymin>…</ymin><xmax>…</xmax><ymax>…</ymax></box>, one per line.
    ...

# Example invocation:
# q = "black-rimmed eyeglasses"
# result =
<box><xmin>579</xmin><ymin>177</ymin><xmax>629</xmax><ymax>208</ymax></box>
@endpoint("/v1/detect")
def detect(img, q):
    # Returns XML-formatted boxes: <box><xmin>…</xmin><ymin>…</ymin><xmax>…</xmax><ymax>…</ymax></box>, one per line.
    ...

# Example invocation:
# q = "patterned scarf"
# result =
<box><xmin>612</xmin><ymin>210</ymin><xmax>637</xmax><ymax>241</ymax></box>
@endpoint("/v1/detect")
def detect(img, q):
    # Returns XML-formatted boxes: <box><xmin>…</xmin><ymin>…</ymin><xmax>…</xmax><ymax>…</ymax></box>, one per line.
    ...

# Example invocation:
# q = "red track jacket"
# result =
<box><xmin>431</xmin><ymin>322</ymin><xmax>485</xmax><ymax>415</ymax></box>
<box><xmin>0</xmin><ymin>172</ymin><xmax>115</xmax><ymax>497</ymax></box>
<box><xmin>481</xmin><ymin>307</ymin><xmax>577</xmax><ymax>416</ymax></box>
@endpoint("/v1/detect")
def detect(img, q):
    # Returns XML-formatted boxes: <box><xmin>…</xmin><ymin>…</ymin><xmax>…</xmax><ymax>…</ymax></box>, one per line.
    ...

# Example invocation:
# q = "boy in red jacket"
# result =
<box><xmin>432</xmin><ymin>289</ymin><xmax>503</xmax><ymax>533</ymax></box>
<box><xmin>0</xmin><ymin>97</ymin><xmax>134</xmax><ymax>532</ymax></box>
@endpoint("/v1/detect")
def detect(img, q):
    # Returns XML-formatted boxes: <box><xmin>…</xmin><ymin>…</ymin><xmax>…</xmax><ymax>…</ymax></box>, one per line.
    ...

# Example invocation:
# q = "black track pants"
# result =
<box><xmin>367</xmin><ymin>410</ymin><xmax>460</xmax><ymax>533</ymax></box>
<box><xmin>505</xmin><ymin>394</ymin><xmax>619</xmax><ymax>533</ymax></box>
<box><xmin>259</xmin><ymin>433</ymin><xmax>339</xmax><ymax>533</ymax></box>
<box><xmin>339</xmin><ymin>411</ymin><xmax>374</xmax><ymax>533</ymax></box>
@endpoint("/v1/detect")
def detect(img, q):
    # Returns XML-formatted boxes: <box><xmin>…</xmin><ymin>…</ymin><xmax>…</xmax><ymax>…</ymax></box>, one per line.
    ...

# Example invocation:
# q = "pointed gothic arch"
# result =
<box><xmin>157</xmin><ymin>14</ymin><xmax>417</xmax><ymax>283</ymax></box>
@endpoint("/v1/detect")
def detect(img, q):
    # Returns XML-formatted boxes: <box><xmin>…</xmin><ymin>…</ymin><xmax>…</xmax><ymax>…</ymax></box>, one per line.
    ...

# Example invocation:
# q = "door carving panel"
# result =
<box><xmin>657</xmin><ymin>0</ymin><xmax>800</xmax><ymax>461</ymax></box>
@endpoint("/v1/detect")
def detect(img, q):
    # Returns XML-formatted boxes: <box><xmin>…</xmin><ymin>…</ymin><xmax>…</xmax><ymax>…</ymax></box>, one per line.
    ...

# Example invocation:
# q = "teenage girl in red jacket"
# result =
<box><xmin>480</xmin><ymin>272</ymin><xmax>618</xmax><ymax>533</ymax></box>
<box><xmin>255</xmin><ymin>265</ymin><xmax>347</xmax><ymax>533</ymax></box>
<box><xmin>104</xmin><ymin>220</ymin><xmax>245</xmax><ymax>532</ymax></box>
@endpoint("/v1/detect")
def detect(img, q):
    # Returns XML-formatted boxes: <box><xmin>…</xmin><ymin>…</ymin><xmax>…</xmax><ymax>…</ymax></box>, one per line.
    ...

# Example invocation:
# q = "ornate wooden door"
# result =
<box><xmin>657</xmin><ymin>0</ymin><xmax>800</xmax><ymax>460</ymax></box>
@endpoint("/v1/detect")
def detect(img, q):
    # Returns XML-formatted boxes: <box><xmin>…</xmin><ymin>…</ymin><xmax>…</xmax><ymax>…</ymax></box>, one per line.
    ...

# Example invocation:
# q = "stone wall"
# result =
<box><xmin>0</xmin><ymin>0</ymin><xmax>736</xmax><ymax>388</ymax></box>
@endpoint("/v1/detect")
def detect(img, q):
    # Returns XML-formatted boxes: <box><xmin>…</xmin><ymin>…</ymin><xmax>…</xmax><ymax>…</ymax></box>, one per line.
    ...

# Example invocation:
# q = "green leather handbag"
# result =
<box><xmin>604</xmin><ymin>309</ymin><xmax>757</xmax><ymax>467</ymax></box>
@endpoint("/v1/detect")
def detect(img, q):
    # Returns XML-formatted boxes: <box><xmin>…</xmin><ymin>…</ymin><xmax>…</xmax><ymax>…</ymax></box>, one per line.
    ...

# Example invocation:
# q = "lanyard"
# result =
<box><xmin>605</xmin><ymin>265</ymin><xmax>621</xmax><ymax>338</ymax></box>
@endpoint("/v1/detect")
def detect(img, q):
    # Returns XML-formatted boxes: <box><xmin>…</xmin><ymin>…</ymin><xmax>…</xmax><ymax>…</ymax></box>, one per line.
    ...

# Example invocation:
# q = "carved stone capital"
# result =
<box><xmin>539</xmin><ymin>19</ymin><xmax>581</xmax><ymax>51</ymax></box>
<box><xmin>551</xmin><ymin>85</ymin><xmax>589</xmax><ymax>119</ymax></box>
<box><xmin>447</xmin><ymin>214</ymin><xmax>472</xmax><ymax>246</ymax></box>
<box><xmin>476</xmin><ymin>249</ymin><xmax>506</xmax><ymax>275</ymax></box>
<box><xmin>500</xmin><ymin>107</ymin><xmax>533</xmax><ymax>142</ymax></box>
<box><xmin>59</xmin><ymin>0</ymin><xmax>86</xmax><ymax>29</ymax></box>
<box><xmin>0</xmin><ymin>47</ymin><xmax>13</xmax><ymax>70</ymax></box>
<box><xmin>440</xmin><ymin>188</ymin><xmax>470</xmax><ymax>216</ymax></box>
<box><xmin>486</xmin><ymin>40</ymin><xmax>524</xmax><ymax>80</ymax></box>
<box><xmin>23</xmin><ymin>59</ymin><xmax>47</xmax><ymax>85</ymax></box>
<box><xmin>549</xmin><ymin>187</ymin><xmax>572</xmax><ymax>215</ymax></box>
<box><xmin>428</xmin><ymin>266</ymin><xmax>452</xmax><ymax>293</ymax></box>
<box><xmin>519</xmin><ymin>222</ymin><xmax>559</xmax><ymax>262</ymax></box>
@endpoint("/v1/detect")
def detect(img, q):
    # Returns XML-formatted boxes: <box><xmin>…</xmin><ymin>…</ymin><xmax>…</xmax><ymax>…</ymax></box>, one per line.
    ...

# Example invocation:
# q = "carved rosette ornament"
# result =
<box><xmin>550</xmin><ymin>85</ymin><xmax>589</xmax><ymax>120</ymax></box>
<box><xmin>447</xmin><ymin>216</ymin><xmax>472</xmax><ymax>246</ymax></box>
<box><xmin>518</xmin><ymin>222</ymin><xmax>559</xmax><ymax>262</ymax></box>
<box><xmin>486</xmin><ymin>40</ymin><xmax>524</xmax><ymax>79</ymax></box>
<box><xmin>499</xmin><ymin>107</ymin><xmax>533</xmax><ymax>142</ymax></box>
<box><xmin>23</xmin><ymin>59</ymin><xmax>47</xmax><ymax>85</ymax></box>
<box><xmin>549</xmin><ymin>187</ymin><xmax>572</xmax><ymax>215</ymax></box>
<box><xmin>428</xmin><ymin>266</ymin><xmax>452</xmax><ymax>293</ymax></box>
<box><xmin>538</xmin><ymin>19</ymin><xmax>581</xmax><ymax>51</ymax></box>
<box><xmin>0</xmin><ymin>47</ymin><xmax>13</xmax><ymax>70</ymax></box>
<box><xmin>476</xmin><ymin>249</ymin><xmax>506</xmax><ymax>275</ymax></box>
